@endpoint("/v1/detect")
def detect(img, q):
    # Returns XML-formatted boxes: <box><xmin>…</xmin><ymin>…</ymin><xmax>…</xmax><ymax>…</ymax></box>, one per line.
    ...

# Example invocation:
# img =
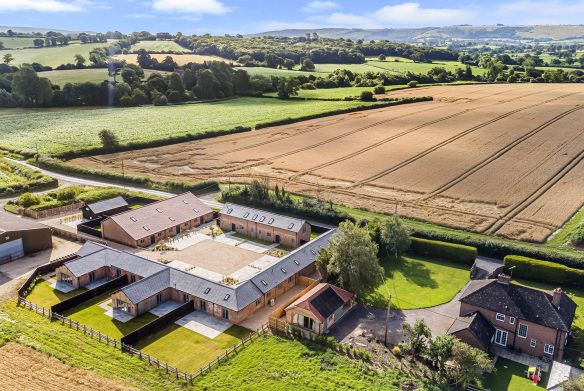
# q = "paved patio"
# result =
<box><xmin>85</xmin><ymin>278</ymin><xmax>109</xmax><ymax>290</ymax></box>
<box><xmin>51</xmin><ymin>280</ymin><xmax>76</xmax><ymax>293</ymax></box>
<box><xmin>149</xmin><ymin>300</ymin><xmax>182</xmax><ymax>317</ymax></box>
<box><xmin>492</xmin><ymin>346</ymin><xmax>551</xmax><ymax>372</ymax></box>
<box><xmin>99</xmin><ymin>299</ymin><xmax>135</xmax><ymax>322</ymax></box>
<box><xmin>175</xmin><ymin>311</ymin><xmax>231</xmax><ymax>339</ymax></box>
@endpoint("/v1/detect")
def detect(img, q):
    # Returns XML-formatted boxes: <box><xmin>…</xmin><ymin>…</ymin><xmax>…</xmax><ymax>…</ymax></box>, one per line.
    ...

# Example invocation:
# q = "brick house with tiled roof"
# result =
<box><xmin>455</xmin><ymin>274</ymin><xmax>577</xmax><ymax>361</ymax></box>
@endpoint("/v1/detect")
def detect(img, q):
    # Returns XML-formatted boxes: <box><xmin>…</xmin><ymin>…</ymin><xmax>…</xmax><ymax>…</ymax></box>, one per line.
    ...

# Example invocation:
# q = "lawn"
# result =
<box><xmin>39</xmin><ymin>68</ymin><xmax>169</xmax><ymax>86</ymax></box>
<box><xmin>135</xmin><ymin>323</ymin><xmax>251</xmax><ymax>372</ymax></box>
<box><xmin>61</xmin><ymin>293</ymin><xmax>158</xmax><ymax>339</ymax></box>
<box><xmin>130</xmin><ymin>40</ymin><xmax>190</xmax><ymax>53</ymax></box>
<box><xmin>239</xmin><ymin>66</ymin><xmax>328</xmax><ymax>78</ymax></box>
<box><xmin>7</xmin><ymin>42</ymin><xmax>110</xmax><ymax>67</ymax></box>
<box><xmin>546</xmin><ymin>206</ymin><xmax>584</xmax><ymax>249</ymax></box>
<box><xmin>26</xmin><ymin>279</ymin><xmax>86</xmax><ymax>308</ymax></box>
<box><xmin>0</xmin><ymin>37</ymin><xmax>37</xmax><ymax>49</ymax></box>
<box><xmin>483</xmin><ymin>358</ymin><xmax>549</xmax><ymax>391</ymax></box>
<box><xmin>0</xmin><ymin>97</ymin><xmax>383</xmax><ymax>155</ymax></box>
<box><xmin>196</xmin><ymin>335</ymin><xmax>410</xmax><ymax>390</ymax></box>
<box><xmin>0</xmin><ymin>303</ymin><xmax>188</xmax><ymax>391</ymax></box>
<box><xmin>362</xmin><ymin>254</ymin><xmax>470</xmax><ymax>309</ymax></box>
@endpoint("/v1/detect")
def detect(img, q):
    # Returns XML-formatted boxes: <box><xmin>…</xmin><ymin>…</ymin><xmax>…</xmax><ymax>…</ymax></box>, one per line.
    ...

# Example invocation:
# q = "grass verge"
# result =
<box><xmin>26</xmin><ymin>279</ymin><xmax>86</xmax><ymax>308</ymax></box>
<box><xmin>483</xmin><ymin>358</ymin><xmax>548</xmax><ymax>391</ymax></box>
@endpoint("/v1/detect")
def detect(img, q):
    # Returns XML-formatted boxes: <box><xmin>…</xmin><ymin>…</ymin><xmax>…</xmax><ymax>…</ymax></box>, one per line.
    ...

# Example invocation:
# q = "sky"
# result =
<box><xmin>1</xmin><ymin>0</ymin><xmax>584</xmax><ymax>35</ymax></box>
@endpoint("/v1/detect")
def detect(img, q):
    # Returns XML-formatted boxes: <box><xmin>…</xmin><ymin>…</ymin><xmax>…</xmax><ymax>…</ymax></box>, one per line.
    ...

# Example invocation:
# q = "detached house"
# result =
<box><xmin>101</xmin><ymin>193</ymin><xmax>213</xmax><ymax>247</ymax></box>
<box><xmin>453</xmin><ymin>274</ymin><xmax>577</xmax><ymax>361</ymax></box>
<box><xmin>219</xmin><ymin>203</ymin><xmax>311</xmax><ymax>248</ymax></box>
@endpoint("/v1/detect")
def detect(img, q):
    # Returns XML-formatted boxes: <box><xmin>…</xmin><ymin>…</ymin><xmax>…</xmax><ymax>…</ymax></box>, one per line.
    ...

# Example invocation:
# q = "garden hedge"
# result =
<box><xmin>409</xmin><ymin>237</ymin><xmax>477</xmax><ymax>265</ymax></box>
<box><xmin>504</xmin><ymin>255</ymin><xmax>584</xmax><ymax>287</ymax></box>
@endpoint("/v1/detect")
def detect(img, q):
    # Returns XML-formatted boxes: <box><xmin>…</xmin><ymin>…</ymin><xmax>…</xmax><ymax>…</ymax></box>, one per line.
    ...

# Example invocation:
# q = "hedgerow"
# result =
<box><xmin>409</xmin><ymin>237</ymin><xmax>477</xmax><ymax>265</ymax></box>
<box><xmin>504</xmin><ymin>255</ymin><xmax>584</xmax><ymax>287</ymax></box>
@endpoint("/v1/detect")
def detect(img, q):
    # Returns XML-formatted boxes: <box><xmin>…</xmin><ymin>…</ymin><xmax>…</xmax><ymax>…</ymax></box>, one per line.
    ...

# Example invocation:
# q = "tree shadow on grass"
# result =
<box><xmin>381</xmin><ymin>256</ymin><xmax>438</xmax><ymax>289</ymax></box>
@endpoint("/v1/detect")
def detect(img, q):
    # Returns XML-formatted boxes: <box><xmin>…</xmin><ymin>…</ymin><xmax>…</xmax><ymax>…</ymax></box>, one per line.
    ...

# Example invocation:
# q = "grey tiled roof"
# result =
<box><xmin>70</xmin><ymin>229</ymin><xmax>336</xmax><ymax>311</ymax></box>
<box><xmin>0</xmin><ymin>211</ymin><xmax>49</xmax><ymax>231</ymax></box>
<box><xmin>220</xmin><ymin>203</ymin><xmax>307</xmax><ymax>233</ymax></box>
<box><xmin>460</xmin><ymin>280</ymin><xmax>578</xmax><ymax>331</ymax></box>
<box><xmin>86</xmin><ymin>196</ymin><xmax>128</xmax><ymax>215</ymax></box>
<box><xmin>448</xmin><ymin>312</ymin><xmax>495</xmax><ymax>350</ymax></box>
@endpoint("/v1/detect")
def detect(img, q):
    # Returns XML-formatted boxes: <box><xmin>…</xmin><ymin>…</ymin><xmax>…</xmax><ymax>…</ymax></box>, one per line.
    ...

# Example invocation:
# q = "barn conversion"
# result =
<box><xmin>0</xmin><ymin>212</ymin><xmax>52</xmax><ymax>264</ymax></box>
<box><xmin>101</xmin><ymin>193</ymin><xmax>213</xmax><ymax>248</ymax></box>
<box><xmin>219</xmin><ymin>203</ymin><xmax>311</xmax><ymax>248</ymax></box>
<box><xmin>56</xmin><ymin>229</ymin><xmax>335</xmax><ymax>325</ymax></box>
<box><xmin>82</xmin><ymin>196</ymin><xmax>129</xmax><ymax>221</ymax></box>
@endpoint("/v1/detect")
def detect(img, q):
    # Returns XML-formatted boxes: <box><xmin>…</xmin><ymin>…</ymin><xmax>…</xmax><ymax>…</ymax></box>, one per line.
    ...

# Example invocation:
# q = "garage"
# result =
<box><xmin>0</xmin><ymin>238</ymin><xmax>24</xmax><ymax>265</ymax></box>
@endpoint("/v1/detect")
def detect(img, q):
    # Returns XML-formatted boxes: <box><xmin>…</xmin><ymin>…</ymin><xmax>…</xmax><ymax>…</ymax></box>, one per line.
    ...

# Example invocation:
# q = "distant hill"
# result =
<box><xmin>252</xmin><ymin>25</ymin><xmax>584</xmax><ymax>43</ymax></box>
<box><xmin>0</xmin><ymin>26</ymin><xmax>95</xmax><ymax>36</ymax></box>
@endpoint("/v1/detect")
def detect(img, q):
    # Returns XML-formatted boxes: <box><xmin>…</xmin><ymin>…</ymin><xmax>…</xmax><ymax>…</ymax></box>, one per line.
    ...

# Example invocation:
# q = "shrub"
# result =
<box><xmin>408</xmin><ymin>81</ymin><xmax>418</xmax><ymax>88</ymax></box>
<box><xmin>17</xmin><ymin>192</ymin><xmax>41</xmax><ymax>208</ymax></box>
<box><xmin>409</xmin><ymin>237</ymin><xmax>477</xmax><ymax>265</ymax></box>
<box><xmin>504</xmin><ymin>255</ymin><xmax>584</xmax><ymax>287</ymax></box>
<box><xmin>373</xmin><ymin>85</ymin><xmax>386</xmax><ymax>94</ymax></box>
<box><xmin>572</xmin><ymin>223</ymin><xmax>584</xmax><ymax>245</ymax></box>
<box><xmin>360</xmin><ymin>91</ymin><xmax>375</xmax><ymax>101</ymax></box>
<box><xmin>391</xmin><ymin>346</ymin><xmax>401</xmax><ymax>357</ymax></box>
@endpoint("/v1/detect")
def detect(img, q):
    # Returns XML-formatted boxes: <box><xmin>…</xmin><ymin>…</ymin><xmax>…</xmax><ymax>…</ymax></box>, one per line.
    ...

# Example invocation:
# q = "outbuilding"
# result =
<box><xmin>0</xmin><ymin>212</ymin><xmax>52</xmax><ymax>264</ymax></box>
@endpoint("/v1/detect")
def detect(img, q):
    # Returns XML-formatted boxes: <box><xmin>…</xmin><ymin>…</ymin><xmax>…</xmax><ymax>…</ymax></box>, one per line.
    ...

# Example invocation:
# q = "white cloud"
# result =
<box><xmin>152</xmin><ymin>0</ymin><xmax>230</xmax><ymax>15</ymax></box>
<box><xmin>301</xmin><ymin>1</ymin><xmax>339</xmax><ymax>13</ymax></box>
<box><xmin>496</xmin><ymin>1</ymin><xmax>584</xmax><ymax>24</ymax></box>
<box><xmin>0</xmin><ymin>0</ymin><xmax>83</xmax><ymax>12</ymax></box>
<box><xmin>374</xmin><ymin>3</ymin><xmax>474</xmax><ymax>25</ymax></box>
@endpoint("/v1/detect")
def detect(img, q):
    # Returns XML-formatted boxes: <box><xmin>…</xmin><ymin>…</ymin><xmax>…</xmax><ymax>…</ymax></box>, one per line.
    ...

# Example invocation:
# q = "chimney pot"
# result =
<box><xmin>497</xmin><ymin>273</ymin><xmax>511</xmax><ymax>285</ymax></box>
<box><xmin>552</xmin><ymin>288</ymin><xmax>562</xmax><ymax>308</ymax></box>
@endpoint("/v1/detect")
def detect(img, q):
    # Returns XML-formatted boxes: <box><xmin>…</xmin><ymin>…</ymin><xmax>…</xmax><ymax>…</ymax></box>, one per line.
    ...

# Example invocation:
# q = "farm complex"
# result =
<box><xmin>72</xmin><ymin>83</ymin><xmax>584</xmax><ymax>242</ymax></box>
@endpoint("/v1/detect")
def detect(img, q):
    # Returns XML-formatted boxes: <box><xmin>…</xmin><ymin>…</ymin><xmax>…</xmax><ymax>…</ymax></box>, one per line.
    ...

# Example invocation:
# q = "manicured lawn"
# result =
<box><xmin>196</xmin><ymin>335</ymin><xmax>409</xmax><ymax>389</ymax></box>
<box><xmin>26</xmin><ymin>279</ymin><xmax>86</xmax><ymax>308</ymax></box>
<box><xmin>483</xmin><ymin>358</ymin><xmax>548</xmax><ymax>391</ymax></box>
<box><xmin>135</xmin><ymin>324</ymin><xmax>251</xmax><ymax>372</ymax></box>
<box><xmin>0</xmin><ymin>303</ymin><xmax>188</xmax><ymax>391</ymax></box>
<box><xmin>363</xmin><ymin>254</ymin><xmax>469</xmax><ymax>309</ymax></box>
<box><xmin>0</xmin><ymin>97</ymin><xmax>383</xmax><ymax>155</ymax></box>
<box><xmin>61</xmin><ymin>293</ymin><xmax>157</xmax><ymax>339</ymax></box>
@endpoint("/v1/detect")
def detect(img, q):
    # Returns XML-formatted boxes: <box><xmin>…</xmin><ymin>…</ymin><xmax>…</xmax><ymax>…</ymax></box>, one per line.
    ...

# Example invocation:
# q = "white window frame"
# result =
<box><xmin>530</xmin><ymin>339</ymin><xmax>536</xmax><ymax>348</ymax></box>
<box><xmin>509</xmin><ymin>317</ymin><xmax>516</xmax><ymax>325</ymax></box>
<box><xmin>496</xmin><ymin>313</ymin><xmax>505</xmax><ymax>322</ymax></box>
<box><xmin>544</xmin><ymin>344</ymin><xmax>554</xmax><ymax>355</ymax></box>
<box><xmin>518</xmin><ymin>323</ymin><xmax>528</xmax><ymax>339</ymax></box>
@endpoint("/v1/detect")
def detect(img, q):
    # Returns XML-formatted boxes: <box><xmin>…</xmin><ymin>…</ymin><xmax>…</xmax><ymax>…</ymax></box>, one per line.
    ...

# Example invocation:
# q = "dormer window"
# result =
<box><xmin>496</xmin><ymin>313</ymin><xmax>505</xmax><ymax>322</ymax></box>
<box><xmin>259</xmin><ymin>216</ymin><xmax>266</xmax><ymax>222</ymax></box>
<box><xmin>252</xmin><ymin>214</ymin><xmax>258</xmax><ymax>220</ymax></box>
<box><xmin>169</xmin><ymin>217</ymin><xmax>176</xmax><ymax>222</ymax></box>
<box><xmin>183</xmin><ymin>200</ymin><xmax>189</xmax><ymax>204</ymax></box>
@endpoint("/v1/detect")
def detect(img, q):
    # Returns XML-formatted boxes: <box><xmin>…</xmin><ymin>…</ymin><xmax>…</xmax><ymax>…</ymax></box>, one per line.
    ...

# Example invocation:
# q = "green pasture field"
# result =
<box><xmin>0</xmin><ymin>36</ymin><xmax>37</xmax><ymax>49</ymax></box>
<box><xmin>130</xmin><ymin>40</ymin><xmax>190</xmax><ymax>53</ymax></box>
<box><xmin>0</xmin><ymin>97</ymin><xmax>383</xmax><ymax>155</ymax></box>
<box><xmin>240</xmin><ymin>66</ymin><xmax>328</xmax><ymax>77</ymax></box>
<box><xmin>39</xmin><ymin>68</ymin><xmax>170</xmax><ymax>86</ymax></box>
<box><xmin>8</xmin><ymin>42</ymin><xmax>110</xmax><ymax>67</ymax></box>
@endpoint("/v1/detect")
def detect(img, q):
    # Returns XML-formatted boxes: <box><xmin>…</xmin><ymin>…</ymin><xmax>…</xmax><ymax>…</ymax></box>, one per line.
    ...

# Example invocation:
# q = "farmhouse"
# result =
<box><xmin>0</xmin><ymin>212</ymin><xmax>52</xmax><ymax>264</ymax></box>
<box><xmin>56</xmin><ymin>229</ymin><xmax>335</xmax><ymax>325</ymax></box>
<box><xmin>219</xmin><ymin>203</ymin><xmax>311</xmax><ymax>248</ymax></box>
<box><xmin>284</xmin><ymin>283</ymin><xmax>355</xmax><ymax>335</ymax></box>
<box><xmin>101</xmin><ymin>193</ymin><xmax>213</xmax><ymax>247</ymax></box>
<box><xmin>452</xmin><ymin>274</ymin><xmax>577</xmax><ymax>361</ymax></box>
<box><xmin>82</xmin><ymin>196</ymin><xmax>129</xmax><ymax>220</ymax></box>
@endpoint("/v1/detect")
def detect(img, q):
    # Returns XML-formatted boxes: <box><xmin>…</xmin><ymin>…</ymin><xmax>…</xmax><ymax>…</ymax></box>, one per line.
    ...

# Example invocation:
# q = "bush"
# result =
<box><xmin>17</xmin><ymin>192</ymin><xmax>41</xmax><ymax>208</ymax></box>
<box><xmin>391</xmin><ymin>346</ymin><xmax>401</xmax><ymax>357</ymax></box>
<box><xmin>504</xmin><ymin>255</ymin><xmax>584</xmax><ymax>287</ymax></box>
<box><xmin>373</xmin><ymin>85</ymin><xmax>386</xmax><ymax>94</ymax></box>
<box><xmin>409</xmin><ymin>237</ymin><xmax>477</xmax><ymax>265</ymax></box>
<box><xmin>360</xmin><ymin>91</ymin><xmax>375</xmax><ymax>101</ymax></box>
<box><xmin>572</xmin><ymin>224</ymin><xmax>584</xmax><ymax>245</ymax></box>
<box><xmin>408</xmin><ymin>81</ymin><xmax>419</xmax><ymax>88</ymax></box>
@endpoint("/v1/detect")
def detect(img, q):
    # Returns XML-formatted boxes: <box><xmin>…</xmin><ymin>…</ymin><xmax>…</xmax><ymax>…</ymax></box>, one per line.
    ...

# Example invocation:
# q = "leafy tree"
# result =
<box><xmin>74</xmin><ymin>54</ymin><xmax>86</xmax><ymax>67</ymax></box>
<box><xmin>446</xmin><ymin>340</ymin><xmax>494</xmax><ymax>388</ymax></box>
<box><xmin>136</xmin><ymin>49</ymin><xmax>153</xmax><ymax>69</ymax></box>
<box><xmin>232</xmin><ymin>69</ymin><xmax>253</xmax><ymax>95</ymax></box>
<box><xmin>325</xmin><ymin>220</ymin><xmax>383</xmax><ymax>297</ymax></box>
<box><xmin>373</xmin><ymin>85</ymin><xmax>385</xmax><ymax>94</ymax></box>
<box><xmin>168</xmin><ymin>72</ymin><xmax>186</xmax><ymax>94</ymax></box>
<box><xmin>152</xmin><ymin>91</ymin><xmax>168</xmax><ymax>106</ymax></box>
<box><xmin>378</xmin><ymin>54</ymin><xmax>386</xmax><ymax>61</ymax></box>
<box><xmin>3</xmin><ymin>53</ymin><xmax>14</xmax><ymax>65</ymax></box>
<box><xmin>400</xmin><ymin>319</ymin><xmax>432</xmax><ymax>360</ymax></box>
<box><xmin>360</xmin><ymin>90</ymin><xmax>374</xmax><ymax>101</ymax></box>
<box><xmin>248</xmin><ymin>179</ymin><xmax>269</xmax><ymax>200</ymax></box>
<box><xmin>121</xmin><ymin>64</ymin><xmax>144</xmax><ymax>86</ymax></box>
<box><xmin>33</xmin><ymin>38</ymin><xmax>44</xmax><ymax>47</ymax></box>
<box><xmin>283</xmin><ymin>58</ymin><xmax>295</xmax><ymax>70</ymax></box>
<box><xmin>563</xmin><ymin>374</ymin><xmax>584</xmax><ymax>391</ymax></box>
<box><xmin>146</xmin><ymin>73</ymin><xmax>168</xmax><ymax>94</ymax></box>
<box><xmin>11</xmin><ymin>66</ymin><xmax>53</xmax><ymax>107</ymax></box>
<box><xmin>0</xmin><ymin>89</ymin><xmax>16</xmax><ymax>107</ymax></box>
<box><xmin>277</xmin><ymin>77</ymin><xmax>298</xmax><ymax>99</ymax></box>
<box><xmin>428</xmin><ymin>334</ymin><xmax>455</xmax><ymax>370</ymax></box>
<box><xmin>131</xmin><ymin>88</ymin><xmax>149</xmax><ymax>105</ymax></box>
<box><xmin>380</xmin><ymin>215</ymin><xmax>411</xmax><ymax>258</ymax></box>
<box><xmin>250</xmin><ymin>74</ymin><xmax>273</xmax><ymax>93</ymax></box>
<box><xmin>300</xmin><ymin>58</ymin><xmax>315</xmax><ymax>71</ymax></box>
<box><xmin>193</xmin><ymin>69</ymin><xmax>221</xmax><ymax>99</ymax></box>
<box><xmin>315</xmin><ymin>247</ymin><xmax>331</xmax><ymax>281</ymax></box>
<box><xmin>0</xmin><ymin>41</ymin><xmax>3</xmax><ymax>50</ymax></box>
<box><xmin>98</xmin><ymin>129</ymin><xmax>120</xmax><ymax>150</ymax></box>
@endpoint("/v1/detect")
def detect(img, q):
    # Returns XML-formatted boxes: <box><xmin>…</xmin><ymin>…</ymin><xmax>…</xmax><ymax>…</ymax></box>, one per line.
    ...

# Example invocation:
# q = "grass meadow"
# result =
<box><xmin>0</xmin><ymin>97</ymin><xmax>383</xmax><ymax>155</ymax></box>
<box><xmin>7</xmin><ymin>42</ymin><xmax>110</xmax><ymax>67</ymax></box>
<box><xmin>129</xmin><ymin>40</ymin><xmax>190</xmax><ymax>53</ymax></box>
<box><xmin>0</xmin><ymin>36</ymin><xmax>37</xmax><ymax>49</ymax></box>
<box><xmin>40</xmin><ymin>68</ymin><xmax>170</xmax><ymax>86</ymax></box>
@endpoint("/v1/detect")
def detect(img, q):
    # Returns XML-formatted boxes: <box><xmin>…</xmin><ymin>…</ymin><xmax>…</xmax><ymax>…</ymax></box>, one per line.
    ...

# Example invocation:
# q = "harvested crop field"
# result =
<box><xmin>0</xmin><ymin>342</ymin><xmax>136</xmax><ymax>391</ymax></box>
<box><xmin>71</xmin><ymin>84</ymin><xmax>584</xmax><ymax>242</ymax></box>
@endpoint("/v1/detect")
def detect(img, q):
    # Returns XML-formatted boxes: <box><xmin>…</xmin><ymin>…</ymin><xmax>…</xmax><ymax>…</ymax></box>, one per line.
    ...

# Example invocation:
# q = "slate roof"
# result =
<box><xmin>85</xmin><ymin>196</ymin><xmax>128</xmax><ymax>215</ymax></box>
<box><xmin>0</xmin><ymin>212</ymin><xmax>49</xmax><ymax>233</ymax></box>
<box><xmin>105</xmin><ymin>193</ymin><xmax>212</xmax><ymax>240</ymax></box>
<box><xmin>448</xmin><ymin>312</ymin><xmax>495</xmax><ymax>351</ymax></box>
<box><xmin>68</xmin><ymin>229</ymin><xmax>336</xmax><ymax>312</ymax></box>
<box><xmin>220</xmin><ymin>203</ymin><xmax>307</xmax><ymax>233</ymax></box>
<box><xmin>286</xmin><ymin>282</ymin><xmax>354</xmax><ymax>323</ymax></box>
<box><xmin>460</xmin><ymin>280</ymin><xmax>578</xmax><ymax>331</ymax></box>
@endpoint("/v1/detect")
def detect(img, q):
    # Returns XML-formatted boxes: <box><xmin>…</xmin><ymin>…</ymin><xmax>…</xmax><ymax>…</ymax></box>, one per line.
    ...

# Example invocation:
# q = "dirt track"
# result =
<box><xmin>71</xmin><ymin>84</ymin><xmax>584</xmax><ymax>242</ymax></box>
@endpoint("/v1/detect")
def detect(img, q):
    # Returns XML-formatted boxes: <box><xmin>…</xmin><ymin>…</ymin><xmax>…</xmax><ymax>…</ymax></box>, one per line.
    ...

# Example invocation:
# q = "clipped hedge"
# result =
<box><xmin>409</xmin><ymin>237</ymin><xmax>478</xmax><ymax>265</ymax></box>
<box><xmin>504</xmin><ymin>255</ymin><xmax>584</xmax><ymax>287</ymax></box>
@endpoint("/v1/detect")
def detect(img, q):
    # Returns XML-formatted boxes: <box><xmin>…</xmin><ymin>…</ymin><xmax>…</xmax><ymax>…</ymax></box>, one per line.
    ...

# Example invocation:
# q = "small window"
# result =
<box><xmin>261</xmin><ymin>280</ymin><xmax>267</xmax><ymax>286</ymax></box>
<box><xmin>193</xmin><ymin>208</ymin><xmax>199</xmax><ymax>213</ymax></box>
<box><xmin>259</xmin><ymin>216</ymin><xmax>266</xmax><ymax>222</ymax></box>
<box><xmin>252</xmin><ymin>214</ymin><xmax>258</xmax><ymax>220</ymax></box>
<box><xmin>544</xmin><ymin>344</ymin><xmax>554</xmax><ymax>355</ymax></box>
<box><xmin>268</xmin><ymin>218</ymin><xmax>274</xmax><ymax>224</ymax></box>
<box><xmin>294</xmin><ymin>260</ymin><xmax>299</xmax><ymax>265</ymax></box>
<box><xmin>224</xmin><ymin>294</ymin><xmax>230</xmax><ymax>301</ymax></box>
<box><xmin>156</xmin><ymin>208</ymin><xmax>163</xmax><ymax>213</ymax></box>
<box><xmin>530</xmin><ymin>339</ymin><xmax>536</xmax><ymax>348</ymax></box>
<box><xmin>255</xmin><ymin>298</ymin><xmax>261</xmax><ymax>306</ymax></box>
<box><xmin>288</xmin><ymin>223</ymin><xmax>294</xmax><ymax>229</ymax></box>
<box><xmin>244</xmin><ymin>212</ymin><xmax>250</xmax><ymax>218</ymax></box>
<box><xmin>227</xmin><ymin>208</ymin><xmax>233</xmax><ymax>214</ymax></box>
<box><xmin>169</xmin><ymin>217</ymin><xmax>176</xmax><ymax>221</ymax></box>
<box><xmin>143</xmin><ymin>225</ymin><xmax>150</xmax><ymax>231</ymax></box>
<box><xmin>204</xmin><ymin>287</ymin><xmax>211</xmax><ymax>294</ymax></box>
<box><xmin>130</xmin><ymin>217</ymin><xmax>137</xmax><ymax>222</ymax></box>
<box><xmin>518</xmin><ymin>324</ymin><xmax>528</xmax><ymax>338</ymax></box>
<box><xmin>183</xmin><ymin>200</ymin><xmax>189</xmax><ymax>204</ymax></box>
<box><xmin>509</xmin><ymin>317</ymin><xmax>516</xmax><ymax>325</ymax></box>
<box><xmin>222</xmin><ymin>308</ymin><xmax>229</xmax><ymax>320</ymax></box>
<box><xmin>288</xmin><ymin>276</ymin><xmax>293</xmax><ymax>283</ymax></box>
<box><xmin>281</xmin><ymin>268</ymin><xmax>286</xmax><ymax>274</ymax></box>
<box><xmin>496</xmin><ymin>313</ymin><xmax>505</xmax><ymax>322</ymax></box>
<box><xmin>267</xmin><ymin>232</ymin><xmax>272</xmax><ymax>237</ymax></box>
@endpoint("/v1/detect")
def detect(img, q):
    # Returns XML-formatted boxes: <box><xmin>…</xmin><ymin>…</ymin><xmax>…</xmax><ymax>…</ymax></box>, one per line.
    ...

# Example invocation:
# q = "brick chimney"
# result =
<box><xmin>497</xmin><ymin>273</ymin><xmax>511</xmax><ymax>285</ymax></box>
<box><xmin>552</xmin><ymin>288</ymin><xmax>563</xmax><ymax>308</ymax></box>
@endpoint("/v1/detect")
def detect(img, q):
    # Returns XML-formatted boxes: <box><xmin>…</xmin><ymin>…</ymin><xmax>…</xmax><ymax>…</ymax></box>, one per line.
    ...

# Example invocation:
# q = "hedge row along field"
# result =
<box><xmin>504</xmin><ymin>255</ymin><xmax>584</xmax><ymax>287</ymax></box>
<box><xmin>0</xmin><ymin>159</ymin><xmax>57</xmax><ymax>196</ymax></box>
<box><xmin>409</xmin><ymin>237</ymin><xmax>478</xmax><ymax>265</ymax></box>
<box><xmin>0</xmin><ymin>97</ymin><xmax>384</xmax><ymax>156</ymax></box>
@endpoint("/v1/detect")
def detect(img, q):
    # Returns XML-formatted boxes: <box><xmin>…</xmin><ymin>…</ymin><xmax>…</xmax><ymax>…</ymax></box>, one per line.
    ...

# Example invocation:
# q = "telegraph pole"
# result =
<box><xmin>384</xmin><ymin>294</ymin><xmax>391</xmax><ymax>346</ymax></box>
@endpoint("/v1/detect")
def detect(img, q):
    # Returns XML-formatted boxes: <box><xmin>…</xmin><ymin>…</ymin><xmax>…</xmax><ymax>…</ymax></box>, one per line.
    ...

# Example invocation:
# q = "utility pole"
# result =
<box><xmin>384</xmin><ymin>294</ymin><xmax>391</xmax><ymax>346</ymax></box>
<box><xmin>121</xmin><ymin>159</ymin><xmax>125</xmax><ymax>178</ymax></box>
